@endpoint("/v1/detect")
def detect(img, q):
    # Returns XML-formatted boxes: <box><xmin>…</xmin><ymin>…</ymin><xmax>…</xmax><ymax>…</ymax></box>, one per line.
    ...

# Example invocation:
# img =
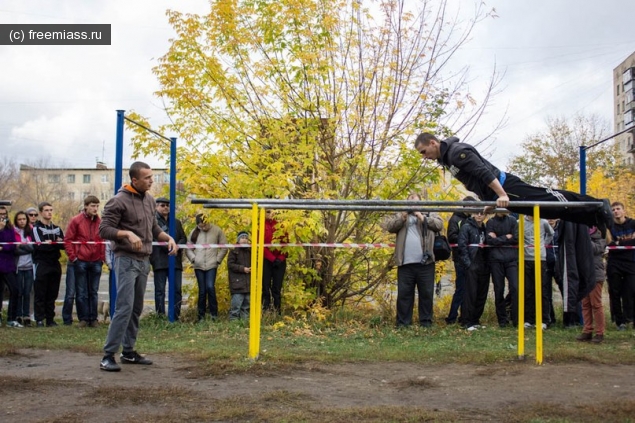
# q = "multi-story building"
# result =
<box><xmin>19</xmin><ymin>162</ymin><xmax>170</xmax><ymax>205</ymax></box>
<box><xmin>613</xmin><ymin>52</ymin><xmax>635</xmax><ymax>166</ymax></box>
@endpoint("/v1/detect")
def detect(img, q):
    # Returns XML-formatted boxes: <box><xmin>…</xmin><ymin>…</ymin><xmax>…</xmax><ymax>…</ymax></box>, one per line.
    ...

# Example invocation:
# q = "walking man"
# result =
<box><xmin>98</xmin><ymin>161</ymin><xmax>178</xmax><ymax>372</ymax></box>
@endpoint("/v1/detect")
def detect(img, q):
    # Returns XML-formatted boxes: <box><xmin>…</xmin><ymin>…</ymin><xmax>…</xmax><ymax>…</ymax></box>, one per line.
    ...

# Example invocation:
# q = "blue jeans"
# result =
<box><xmin>153</xmin><ymin>268</ymin><xmax>183</xmax><ymax>319</ymax></box>
<box><xmin>446</xmin><ymin>262</ymin><xmax>466</xmax><ymax>324</ymax></box>
<box><xmin>75</xmin><ymin>260</ymin><xmax>103</xmax><ymax>322</ymax></box>
<box><xmin>62</xmin><ymin>262</ymin><xmax>76</xmax><ymax>324</ymax></box>
<box><xmin>104</xmin><ymin>256</ymin><xmax>150</xmax><ymax>355</ymax></box>
<box><xmin>16</xmin><ymin>268</ymin><xmax>34</xmax><ymax>318</ymax></box>
<box><xmin>195</xmin><ymin>268</ymin><xmax>218</xmax><ymax>319</ymax></box>
<box><xmin>230</xmin><ymin>293</ymin><xmax>250</xmax><ymax>320</ymax></box>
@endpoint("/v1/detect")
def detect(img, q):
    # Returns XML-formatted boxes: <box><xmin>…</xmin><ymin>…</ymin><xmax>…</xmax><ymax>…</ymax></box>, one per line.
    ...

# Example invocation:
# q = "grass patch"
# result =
<box><xmin>2</xmin><ymin>309</ymin><xmax>635</xmax><ymax>370</ymax></box>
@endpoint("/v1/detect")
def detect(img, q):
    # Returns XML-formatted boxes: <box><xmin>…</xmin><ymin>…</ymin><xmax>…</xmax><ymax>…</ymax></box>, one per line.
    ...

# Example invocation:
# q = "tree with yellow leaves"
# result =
<box><xmin>128</xmin><ymin>0</ymin><xmax>500</xmax><ymax>310</ymax></box>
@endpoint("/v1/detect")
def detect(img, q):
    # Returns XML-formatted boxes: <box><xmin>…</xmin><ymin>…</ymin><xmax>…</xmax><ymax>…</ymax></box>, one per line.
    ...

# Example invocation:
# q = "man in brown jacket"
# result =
<box><xmin>98</xmin><ymin>161</ymin><xmax>178</xmax><ymax>372</ymax></box>
<box><xmin>382</xmin><ymin>193</ymin><xmax>444</xmax><ymax>327</ymax></box>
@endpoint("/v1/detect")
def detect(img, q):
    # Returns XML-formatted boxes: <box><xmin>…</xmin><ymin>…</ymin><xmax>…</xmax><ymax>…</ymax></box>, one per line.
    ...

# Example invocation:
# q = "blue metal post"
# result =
<box><xmin>110</xmin><ymin>110</ymin><xmax>125</xmax><ymax>318</ymax></box>
<box><xmin>579</xmin><ymin>145</ymin><xmax>587</xmax><ymax>195</ymax></box>
<box><xmin>168</xmin><ymin>137</ymin><xmax>177</xmax><ymax>323</ymax></box>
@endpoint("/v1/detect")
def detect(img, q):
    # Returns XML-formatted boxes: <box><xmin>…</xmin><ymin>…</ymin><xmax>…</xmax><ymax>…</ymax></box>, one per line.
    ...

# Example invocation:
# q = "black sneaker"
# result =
<box><xmin>36</xmin><ymin>321</ymin><xmax>45</xmax><ymax>327</ymax></box>
<box><xmin>46</xmin><ymin>321</ymin><xmax>58</xmax><ymax>327</ymax></box>
<box><xmin>100</xmin><ymin>355</ymin><xmax>121</xmax><ymax>372</ymax></box>
<box><xmin>121</xmin><ymin>351</ymin><xmax>153</xmax><ymax>365</ymax></box>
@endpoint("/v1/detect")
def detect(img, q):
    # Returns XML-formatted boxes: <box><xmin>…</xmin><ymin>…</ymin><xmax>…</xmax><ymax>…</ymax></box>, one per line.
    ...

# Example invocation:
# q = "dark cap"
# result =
<box><xmin>237</xmin><ymin>231</ymin><xmax>249</xmax><ymax>242</ymax></box>
<box><xmin>156</xmin><ymin>197</ymin><xmax>170</xmax><ymax>204</ymax></box>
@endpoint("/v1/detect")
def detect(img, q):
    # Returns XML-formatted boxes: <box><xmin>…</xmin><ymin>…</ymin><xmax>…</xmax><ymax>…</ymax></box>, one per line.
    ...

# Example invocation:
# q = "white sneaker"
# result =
<box><xmin>524</xmin><ymin>322</ymin><xmax>533</xmax><ymax>329</ymax></box>
<box><xmin>467</xmin><ymin>325</ymin><xmax>479</xmax><ymax>331</ymax></box>
<box><xmin>8</xmin><ymin>321</ymin><xmax>24</xmax><ymax>328</ymax></box>
<box><xmin>541</xmin><ymin>323</ymin><xmax>547</xmax><ymax>330</ymax></box>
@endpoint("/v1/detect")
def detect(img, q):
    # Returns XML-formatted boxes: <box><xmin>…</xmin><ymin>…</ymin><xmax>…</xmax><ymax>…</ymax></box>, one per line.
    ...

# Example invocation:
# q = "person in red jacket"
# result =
<box><xmin>262</xmin><ymin>209</ymin><xmax>288</xmax><ymax>314</ymax></box>
<box><xmin>65</xmin><ymin>195</ymin><xmax>106</xmax><ymax>328</ymax></box>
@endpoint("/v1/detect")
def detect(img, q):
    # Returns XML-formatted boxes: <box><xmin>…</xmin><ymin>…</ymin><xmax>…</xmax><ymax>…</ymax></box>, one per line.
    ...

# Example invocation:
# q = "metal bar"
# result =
<box><xmin>111</xmin><ymin>109</ymin><xmax>125</xmax><ymax>318</ymax></box>
<box><xmin>518</xmin><ymin>216</ymin><xmax>525</xmax><ymax>360</ymax></box>
<box><xmin>533</xmin><ymin>206</ymin><xmax>544</xmax><ymax>365</ymax></box>
<box><xmin>123</xmin><ymin>116</ymin><xmax>173</xmax><ymax>143</ymax></box>
<box><xmin>168</xmin><ymin>137</ymin><xmax>177</xmax><ymax>323</ymax></box>
<box><xmin>249</xmin><ymin>203</ymin><xmax>260</xmax><ymax>359</ymax></box>
<box><xmin>579</xmin><ymin>146</ymin><xmax>587</xmax><ymax>195</ymax></box>
<box><xmin>194</xmin><ymin>198</ymin><xmax>601</xmax><ymax>209</ymax></box>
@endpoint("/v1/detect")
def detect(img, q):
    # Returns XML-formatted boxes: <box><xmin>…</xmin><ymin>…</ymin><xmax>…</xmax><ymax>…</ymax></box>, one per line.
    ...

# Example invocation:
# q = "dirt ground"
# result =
<box><xmin>1</xmin><ymin>349</ymin><xmax>634</xmax><ymax>422</ymax></box>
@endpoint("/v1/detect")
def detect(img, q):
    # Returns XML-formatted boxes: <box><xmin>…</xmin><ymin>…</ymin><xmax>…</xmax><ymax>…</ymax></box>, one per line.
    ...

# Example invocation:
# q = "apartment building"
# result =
<box><xmin>19</xmin><ymin>162</ymin><xmax>169</xmax><ymax>205</ymax></box>
<box><xmin>613</xmin><ymin>51</ymin><xmax>635</xmax><ymax>166</ymax></box>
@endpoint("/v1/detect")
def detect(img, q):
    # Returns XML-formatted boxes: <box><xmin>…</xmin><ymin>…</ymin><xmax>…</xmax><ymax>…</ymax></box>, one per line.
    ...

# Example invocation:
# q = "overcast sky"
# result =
<box><xmin>2</xmin><ymin>0</ymin><xmax>634</xmax><ymax>171</ymax></box>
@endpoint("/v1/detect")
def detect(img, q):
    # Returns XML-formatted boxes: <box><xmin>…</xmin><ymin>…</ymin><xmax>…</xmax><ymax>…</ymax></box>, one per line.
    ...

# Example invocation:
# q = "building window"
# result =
<box><xmin>47</xmin><ymin>174</ymin><xmax>60</xmax><ymax>183</ymax></box>
<box><xmin>67</xmin><ymin>174</ymin><xmax>75</xmax><ymax>183</ymax></box>
<box><xmin>101</xmin><ymin>174</ymin><xmax>109</xmax><ymax>183</ymax></box>
<box><xmin>617</xmin><ymin>84</ymin><xmax>621</xmax><ymax>95</ymax></box>
<box><xmin>83</xmin><ymin>174</ymin><xmax>91</xmax><ymax>184</ymax></box>
<box><xmin>68</xmin><ymin>192</ymin><xmax>75</xmax><ymax>200</ymax></box>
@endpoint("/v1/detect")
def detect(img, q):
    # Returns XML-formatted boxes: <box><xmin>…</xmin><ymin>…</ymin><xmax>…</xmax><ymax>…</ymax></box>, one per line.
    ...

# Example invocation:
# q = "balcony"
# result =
<box><xmin>623</xmin><ymin>67</ymin><xmax>634</xmax><ymax>85</ymax></box>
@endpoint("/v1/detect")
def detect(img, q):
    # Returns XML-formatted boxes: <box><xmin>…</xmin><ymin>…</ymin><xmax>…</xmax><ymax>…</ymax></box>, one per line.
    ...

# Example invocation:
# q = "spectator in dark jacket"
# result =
<box><xmin>0</xmin><ymin>207</ymin><xmax>19</xmax><ymax>327</ymax></box>
<box><xmin>606</xmin><ymin>202</ymin><xmax>635</xmax><ymax>330</ymax></box>
<box><xmin>485</xmin><ymin>212</ymin><xmax>518</xmax><ymax>327</ymax></box>
<box><xmin>576</xmin><ymin>226</ymin><xmax>606</xmax><ymax>343</ymax></box>
<box><xmin>445</xmin><ymin>196</ymin><xmax>476</xmax><ymax>325</ymax></box>
<box><xmin>458</xmin><ymin>212</ymin><xmax>489</xmax><ymax>331</ymax></box>
<box><xmin>150</xmin><ymin>197</ymin><xmax>187</xmax><ymax>320</ymax></box>
<box><xmin>227</xmin><ymin>231</ymin><xmax>251</xmax><ymax>320</ymax></box>
<box><xmin>32</xmin><ymin>202</ymin><xmax>65</xmax><ymax>327</ymax></box>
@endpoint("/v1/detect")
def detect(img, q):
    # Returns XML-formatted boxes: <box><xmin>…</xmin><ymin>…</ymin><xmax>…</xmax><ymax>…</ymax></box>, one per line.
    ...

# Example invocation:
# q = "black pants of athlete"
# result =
<box><xmin>490</xmin><ymin>261</ymin><xmax>518</xmax><ymax>326</ymax></box>
<box><xmin>503</xmin><ymin>174</ymin><xmax>601</xmax><ymax>227</ymax></box>
<box><xmin>34</xmin><ymin>262</ymin><xmax>62</xmax><ymax>324</ymax></box>
<box><xmin>396</xmin><ymin>262</ymin><xmax>435</xmax><ymax>327</ymax></box>
<box><xmin>606</xmin><ymin>261</ymin><xmax>635</xmax><ymax>327</ymax></box>
<box><xmin>462</xmin><ymin>261</ymin><xmax>490</xmax><ymax>328</ymax></box>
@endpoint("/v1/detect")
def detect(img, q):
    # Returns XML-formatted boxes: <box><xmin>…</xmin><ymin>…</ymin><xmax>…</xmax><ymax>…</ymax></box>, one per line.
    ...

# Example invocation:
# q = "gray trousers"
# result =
<box><xmin>103</xmin><ymin>256</ymin><xmax>150</xmax><ymax>355</ymax></box>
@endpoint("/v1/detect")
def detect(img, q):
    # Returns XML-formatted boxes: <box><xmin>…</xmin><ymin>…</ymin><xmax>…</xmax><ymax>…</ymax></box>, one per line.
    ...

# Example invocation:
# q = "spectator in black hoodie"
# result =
<box><xmin>445</xmin><ymin>196</ymin><xmax>476</xmax><ymax>325</ymax></box>
<box><xmin>485</xmin><ymin>212</ymin><xmax>518</xmax><ymax>327</ymax></box>
<box><xmin>458</xmin><ymin>211</ymin><xmax>489</xmax><ymax>331</ymax></box>
<box><xmin>32</xmin><ymin>202</ymin><xmax>65</xmax><ymax>327</ymax></box>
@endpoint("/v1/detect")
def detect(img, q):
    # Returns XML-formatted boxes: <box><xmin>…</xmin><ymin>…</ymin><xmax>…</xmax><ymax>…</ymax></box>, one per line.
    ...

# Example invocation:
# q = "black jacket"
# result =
<box><xmin>608</xmin><ymin>217</ymin><xmax>635</xmax><ymax>267</ymax></box>
<box><xmin>457</xmin><ymin>217</ymin><xmax>487</xmax><ymax>270</ymax></box>
<box><xmin>32</xmin><ymin>221</ymin><xmax>64</xmax><ymax>265</ymax></box>
<box><xmin>150</xmin><ymin>212</ymin><xmax>186</xmax><ymax>270</ymax></box>
<box><xmin>447</xmin><ymin>211</ymin><xmax>470</xmax><ymax>261</ymax></box>
<box><xmin>227</xmin><ymin>248</ymin><xmax>251</xmax><ymax>294</ymax></box>
<box><xmin>556</xmin><ymin>221</ymin><xmax>596</xmax><ymax>312</ymax></box>
<box><xmin>485</xmin><ymin>214</ymin><xmax>518</xmax><ymax>262</ymax></box>
<box><xmin>437</xmin><ymin>137</ymin><xmax>504</xmax><ymax>201</ymax></box>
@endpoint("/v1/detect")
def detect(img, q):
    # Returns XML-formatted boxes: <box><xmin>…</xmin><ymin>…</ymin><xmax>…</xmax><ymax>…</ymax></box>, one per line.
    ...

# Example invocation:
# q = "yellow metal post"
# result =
<box><xmin>248</xmin><ymin>204</ymin><xmax>262</xmax><ymax>359</ymax></box>
<box><xmin>533</xmin><ymin>205</ymin><xmax>543</xmax><ymax>365</ymax></box>
<box><xmin>518</xmin><ymin>216</ymin><xmax>525</xmax><ymax>360</ymax></box>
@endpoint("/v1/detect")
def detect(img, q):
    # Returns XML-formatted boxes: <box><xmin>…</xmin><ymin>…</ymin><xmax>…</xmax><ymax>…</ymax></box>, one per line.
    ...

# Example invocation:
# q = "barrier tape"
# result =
<box><xmin>1</xmin><ymin>241</ymin><xmax>634</xmax><ymax>250</ymax></box>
